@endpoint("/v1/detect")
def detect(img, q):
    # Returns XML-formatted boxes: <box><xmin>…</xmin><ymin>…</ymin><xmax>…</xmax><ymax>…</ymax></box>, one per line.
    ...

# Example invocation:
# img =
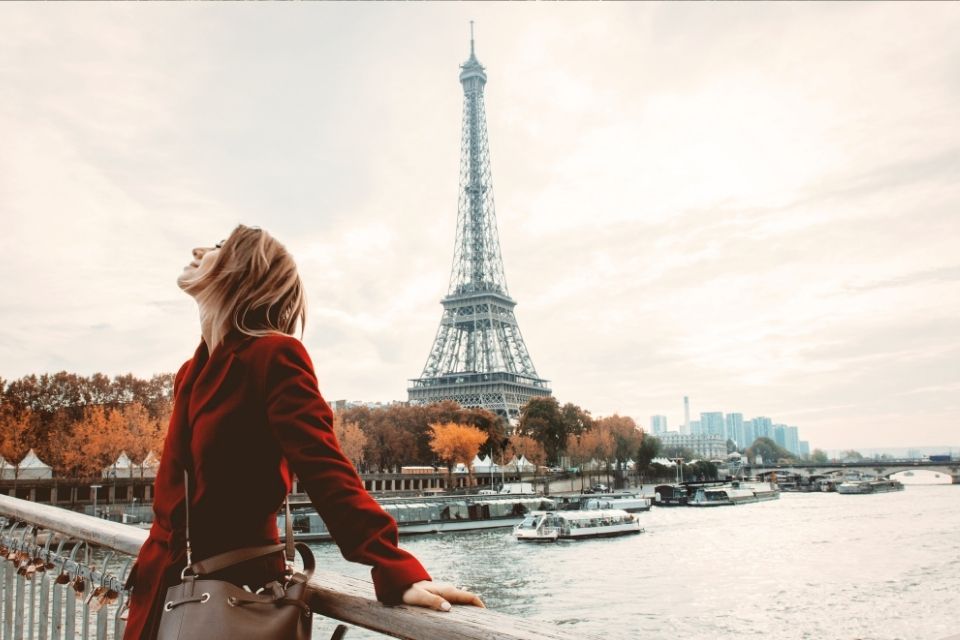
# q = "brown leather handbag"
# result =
<box><xmin>156</xmin><ymin>471</ymin><xmax>315</xmax><ymax>640</ymax></box>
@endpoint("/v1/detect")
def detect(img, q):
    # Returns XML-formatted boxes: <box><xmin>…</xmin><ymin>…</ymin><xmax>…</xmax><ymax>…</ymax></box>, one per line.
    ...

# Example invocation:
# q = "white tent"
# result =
<box><xmin>140</xmin><ymin>451</ymin><xmax>161</xmax><ymax>479</ymax></box>
<box><xmin>651</xmin><ymin>457</ymin><xmax>676</xmax><ymax>467</ymax></box>
<box><xmin>471</xmin><ymin>454</ymin><xmax>499</xmax><ymax>474</ymax></box>
<box><xmin>0</xmin><ymin>455</ymin><xmax>13</xmax><ymax>480</ymax></box>
<box><xmin>503</xmin><ymin>455</ymin><xmax>536</xmax><ymax>473</ymax></box>
<box><xmin>17</xmin><ymin>449</ymin><xmax>53</xmax><ymax>479</ymax></box>
<box><xmin>103</xmin><ymin>451</ymin><xmax>135</xmax><ymax>479</ymax></box>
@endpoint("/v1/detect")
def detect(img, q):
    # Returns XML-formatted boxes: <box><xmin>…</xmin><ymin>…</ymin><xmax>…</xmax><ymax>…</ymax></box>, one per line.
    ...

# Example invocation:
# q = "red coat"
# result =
<box><xmin>123</xmin><ymin>332</ymin><xmax>430</xmax><ymax>640</ymax></box>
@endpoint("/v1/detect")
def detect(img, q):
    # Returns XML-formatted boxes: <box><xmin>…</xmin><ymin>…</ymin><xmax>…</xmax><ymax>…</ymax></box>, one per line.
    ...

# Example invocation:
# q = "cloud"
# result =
<box><xmin>0</xmin><ymin>3</ymin><xmax>958</xmax><ymax>450</ymax></box>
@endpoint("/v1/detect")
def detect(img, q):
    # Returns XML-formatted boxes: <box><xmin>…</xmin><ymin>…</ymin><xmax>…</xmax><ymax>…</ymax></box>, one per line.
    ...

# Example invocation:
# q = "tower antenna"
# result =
<box><xmin>470</xmin><ymin>20</ymin><xmax>475</xmax><ymax>57</ymax></box>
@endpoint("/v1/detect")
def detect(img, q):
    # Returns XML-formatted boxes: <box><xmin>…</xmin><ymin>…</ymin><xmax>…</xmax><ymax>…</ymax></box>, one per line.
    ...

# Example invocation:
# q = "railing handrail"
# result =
<box><xmin>0</xmin><ymin>494</ymin><xmax>594</xmax><ymax>640</ymax></box>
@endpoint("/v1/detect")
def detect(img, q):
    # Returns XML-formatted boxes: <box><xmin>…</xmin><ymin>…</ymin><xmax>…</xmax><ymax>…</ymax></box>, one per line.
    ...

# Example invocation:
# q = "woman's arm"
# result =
<box><xmin>261</xmin><ymin>336</ymin><xmax>481</xmax><ymax>609</ymax></box>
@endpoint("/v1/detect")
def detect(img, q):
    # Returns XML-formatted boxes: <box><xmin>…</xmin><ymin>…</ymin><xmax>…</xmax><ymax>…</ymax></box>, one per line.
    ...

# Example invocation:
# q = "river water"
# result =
<box><xmin>307</xmin><ymin>482</ymin><xmax>959</xmax><ymax>640</ymax></box>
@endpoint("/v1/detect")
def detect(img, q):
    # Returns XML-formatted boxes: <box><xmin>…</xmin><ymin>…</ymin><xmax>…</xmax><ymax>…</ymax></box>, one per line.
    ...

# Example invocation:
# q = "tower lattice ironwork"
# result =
<box><xmin>408</xmin><ymin>26</ymin><xmax>551</xmax><ymax>422</ymax></box>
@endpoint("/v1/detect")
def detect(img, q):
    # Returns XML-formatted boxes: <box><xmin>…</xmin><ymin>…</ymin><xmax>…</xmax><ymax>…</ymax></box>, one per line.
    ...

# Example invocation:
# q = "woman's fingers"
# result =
<box><xmin>402</xmin><ymin>581</ymin><xmax>486</xmax><ymax>611</ymax></box>
<box><xmin>402</xmin><ymin>583</ymin><xmax>450</xmax><ymax>611</ymax></box>
<box><xmin>436</xmin><ymin>585</ymin><xmax>485</xmax><ymax>608</ymax></box>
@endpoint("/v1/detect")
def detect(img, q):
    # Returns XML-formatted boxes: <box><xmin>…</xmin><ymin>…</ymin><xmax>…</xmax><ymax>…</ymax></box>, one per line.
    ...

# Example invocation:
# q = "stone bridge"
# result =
<box><xmin>740</xmin><ymin>460</ymin><xmax>960</xmax><ymax>483</ymax></box>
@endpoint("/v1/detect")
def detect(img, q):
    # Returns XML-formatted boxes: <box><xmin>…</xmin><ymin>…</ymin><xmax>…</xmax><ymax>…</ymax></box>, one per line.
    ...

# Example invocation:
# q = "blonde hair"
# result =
<box><xmin>181</xmin><ymin>225</ymin><xmax>307</xmax><ymax>339</ymax></box>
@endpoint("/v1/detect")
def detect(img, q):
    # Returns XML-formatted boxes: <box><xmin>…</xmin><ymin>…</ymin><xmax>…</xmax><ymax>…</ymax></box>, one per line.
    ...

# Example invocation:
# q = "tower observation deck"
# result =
<box><xmin>407</xmin><ymin>26</ymin><xmax>552</xmax><ymax>422</ymax></box>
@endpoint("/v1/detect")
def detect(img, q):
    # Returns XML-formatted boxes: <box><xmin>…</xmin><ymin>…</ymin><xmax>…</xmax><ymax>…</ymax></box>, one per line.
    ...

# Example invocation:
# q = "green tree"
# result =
<box><xmin>517</xmin><ymin>397</ymin><xmax>567</xmax><ymax>465</ymax></box>
<box><xmin>746</xmin><ymin>437</ymin><xmax>796</xmax><ymax>463</ymax></box>
<box><xmin>842</xmin><ymin>449</ymin><xmax>864</xmax><ymax>461</ymax></box>
<box><xmin>560</xmin><ymin>403</ymin><xmax>594</xmax><ymax>439</ymax></box>
<box><xmin>635</xmin><ymin>435</ymin><xmax>661</xmax><ymax>472</ymax></box>
<box><xmin>810</xmin><ymin>448</ymin><xmax>829</xmax><ymax>463</ymax></box>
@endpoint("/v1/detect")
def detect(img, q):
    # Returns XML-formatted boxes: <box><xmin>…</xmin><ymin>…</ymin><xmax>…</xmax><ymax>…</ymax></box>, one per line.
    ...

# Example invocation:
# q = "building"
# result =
<box><xmin>773</xmin><ymin>424</ymin><xmax>788</xmax><ymax>449</ymax></box>
<box><xmin>752</xmin><ymin>416</ymin><xmax>773</xmax><ymax>440</ymax></box>
<box><xmin>785</xmin><ymin>426</ymin><xmax>800</xmax><ymax>454</ymax></box>
<box><xmin>799</xmin><ymin>441</ymin><xmax>810</xmax><ymax>457</ymax></box>
<box><xmin>682</xmin><ymin>396</ymin><xmax>691</xmax><ymax>435</ymax></box>
<box><xmin>725</xmin><ymin>413</ymin><xmax>744</xmax><ymax>447</ymax></box>
<box><xmin>650</xmin><ymin>415</ymin><xmax>668</xmax><ymax>435</ymax></box>
<box><xmin>658</xmin><ymin>432</ymin><xmax>727</xmax><ymax>460</ymax></box>
<box><xmin>700</xmin><ymin>412</ymin><xmax>725</xmax><ymax>439</ymax></box>
<box><xmin>407</xmin><ymin>29</ymin><xmax>551</xmax><ymax>421</ymax></box>
<box><xmin>690</xmin><ymin>420</ymin><xmax>702</xmax><ymax>436</ymax></box>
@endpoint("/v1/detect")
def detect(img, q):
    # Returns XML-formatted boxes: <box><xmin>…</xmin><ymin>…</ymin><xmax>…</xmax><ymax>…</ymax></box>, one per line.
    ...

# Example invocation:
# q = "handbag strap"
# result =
<box><xmin>182</xmin><ymin>469</ymin><xmax>297</xmax><ymax>575</ymax></box>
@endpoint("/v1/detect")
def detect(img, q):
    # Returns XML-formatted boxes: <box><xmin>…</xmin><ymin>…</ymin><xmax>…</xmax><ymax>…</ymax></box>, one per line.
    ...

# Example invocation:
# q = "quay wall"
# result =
<box><xmin>0</xmin><ymin>471</ymin><xmax>544</xmax><ymax>508</ymax></box>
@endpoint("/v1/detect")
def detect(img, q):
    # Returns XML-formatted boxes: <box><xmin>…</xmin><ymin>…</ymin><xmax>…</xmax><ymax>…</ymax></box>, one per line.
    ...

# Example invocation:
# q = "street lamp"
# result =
<box><xmin>90</xmin><ymin>484</ymin><xmax>102</xmax><ymax>518</ymax></box>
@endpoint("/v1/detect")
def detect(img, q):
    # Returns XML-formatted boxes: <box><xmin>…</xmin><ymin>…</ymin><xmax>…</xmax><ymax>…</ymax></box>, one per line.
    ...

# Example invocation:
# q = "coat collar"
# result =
<box><xmin>170</xmin><ymin>331</ymin><xmax>253</xmax><ymax>451</ymax></box>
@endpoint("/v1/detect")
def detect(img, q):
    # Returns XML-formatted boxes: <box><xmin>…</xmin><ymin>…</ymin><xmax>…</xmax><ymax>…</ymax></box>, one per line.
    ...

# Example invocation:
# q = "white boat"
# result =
<box><xmin>687</xmin><ymin>481</ymin><xmax>780</xmax><ymax>507</ymax></box>
<box><xmin>836</xmin><ymin>479</ymin><xmax>905</xmax><ymax>494</ymax></box>
<box><xmin>513</xmin><ymin>509</ymin><xmax>642</xmax><ymax>542</ymax></box>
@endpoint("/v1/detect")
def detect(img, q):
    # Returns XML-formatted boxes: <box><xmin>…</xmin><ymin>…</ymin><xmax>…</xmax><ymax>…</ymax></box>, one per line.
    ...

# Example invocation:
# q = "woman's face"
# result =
<box><xmin>177</xmin><ymin>241</ymin><xmax>223</xmax><ymax>292</ymax></box>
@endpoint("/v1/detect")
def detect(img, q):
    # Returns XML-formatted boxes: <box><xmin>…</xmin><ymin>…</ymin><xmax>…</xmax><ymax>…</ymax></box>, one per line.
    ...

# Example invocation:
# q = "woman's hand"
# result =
<box><xmin>401</xmin><ymin>580</ymin><xmax>485</xmax><ymax>612</ymax></box>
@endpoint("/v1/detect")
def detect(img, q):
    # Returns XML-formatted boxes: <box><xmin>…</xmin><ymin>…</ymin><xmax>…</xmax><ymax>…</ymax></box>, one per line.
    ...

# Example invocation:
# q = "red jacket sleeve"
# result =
<box><xmin>262</xmin><ymin>336</ymin><xmax>430</xmax><ymax>603</ymax></box>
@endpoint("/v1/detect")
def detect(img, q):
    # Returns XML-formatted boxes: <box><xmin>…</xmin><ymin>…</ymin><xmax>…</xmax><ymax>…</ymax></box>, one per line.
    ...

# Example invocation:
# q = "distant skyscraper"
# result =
<box><xmin>742</xmin><ymin>420</ymin><xmax>756</xmax><ymax>447</ymax></box>
<box><xmin>753</xmin><ymin>416</ymin><xmax>773</xmax><ymax>439</ymax></box>
<box><xmin>700</xmin><ymin>412</ymin><xmax>725</xmax><ymax>439</ymax></box>
<box><xmin>799</xmin><ymin>441</ymin><xmax>810</xmax><ymax>457</ymax></box>
<box><xmin>725</xmin><ymin>413</ymin><xmax>744</xmax><ymax>446</ymax></box>
<box><xmin>650</xmin><ymin>415</ymin><xmax>668</xmax><ymax>435</ymax></box>
<box><xmin>690</xmin><ymin>420</ymin><xmax>702</xmax><ymax>436</ymax></box>
<box><xmin>683</xmin><ymin>396</ymin><xmax>690</xmax><ymax>435</ymax></box>
<box><xmin>786</xmin><ymin>426</ymin><xmax>800</xmax><ymax>454</ymax></box>
<box><xmin>773</xmin><ymin>424</ymin><xmax>788</xmax><ymax>449</ymax></box>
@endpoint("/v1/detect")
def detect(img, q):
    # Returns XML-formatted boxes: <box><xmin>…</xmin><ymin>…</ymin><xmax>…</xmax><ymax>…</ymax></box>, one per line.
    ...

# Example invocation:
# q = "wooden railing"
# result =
<box><xmin>0</xmin><ymin>494</ymin><xmax>591</xmax><ymax>640</ymax></box>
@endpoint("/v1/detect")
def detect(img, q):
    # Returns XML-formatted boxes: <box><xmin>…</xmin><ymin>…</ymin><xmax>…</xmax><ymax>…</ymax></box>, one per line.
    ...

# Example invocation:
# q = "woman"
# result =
<box><xmin>124</xmin><ymin>225</ymin><xmax>483</xmax><ymax>639</ymax></box>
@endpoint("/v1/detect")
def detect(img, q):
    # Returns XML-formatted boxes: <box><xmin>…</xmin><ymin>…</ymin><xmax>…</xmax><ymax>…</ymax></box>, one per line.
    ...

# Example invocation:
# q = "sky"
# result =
<box><xmin>1</xmin><ymin>3</ymin><xmax>958</xmax><ymax>451</ymax></box>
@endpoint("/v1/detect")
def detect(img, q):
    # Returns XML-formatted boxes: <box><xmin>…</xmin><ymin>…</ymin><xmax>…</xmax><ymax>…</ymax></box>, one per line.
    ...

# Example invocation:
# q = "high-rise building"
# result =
<box><xmin>725</xmin><ymin>413</ymin><xmax>744</xmax><ymax>447</ymax></box>
<box><xmin>773</xmin><ymin>424</ymin><xmax>788</xmax><ymax>449</ymax></box>
<box><xmin>799</xmin><ymin>441</ymin><xmax>810</xmax><ymax>457</ymax></box>
<box><xmin>690</xmin><ymin>420</ymin><xmax>702</xmax><ymax>436</ymax></box>
<box><xmin>786</xmin><ymin>426</ymin><xmax>800</xmax><ymax>454</ymax></box>
<box><xmin>683</xmin><ymin>396</ymin><xmax>691</xmax><ymax>435</ymax></box>
<box><xmin>700</xmin><ymin>412</ymin><xmax>725</xmax><ymax>439</ymax></box>
<box><xmin>650</xmin><ymin>415</ymin><xmax>668</xmax><ymax>435</ymax></box>
<box><xmin>407</xmin><ymin>28</ymin><xmax>550</xmax><ymax>422</ymax></box>
<box><xmin>752</xmin><ymin>417</ymin><xmax>773</xmax><ymax>439</ymax></box>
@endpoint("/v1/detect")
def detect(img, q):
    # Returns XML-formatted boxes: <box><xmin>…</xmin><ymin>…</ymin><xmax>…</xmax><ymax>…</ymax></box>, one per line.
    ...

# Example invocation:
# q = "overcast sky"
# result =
<box><xmin>1</xmin><ymin>3</ymin><xmax>958</xmax><ymax>451</ymax></box>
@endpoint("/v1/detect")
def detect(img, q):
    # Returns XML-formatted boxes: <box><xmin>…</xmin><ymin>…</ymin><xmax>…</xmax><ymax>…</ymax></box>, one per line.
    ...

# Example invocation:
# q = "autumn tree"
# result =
<box><xmin>427</xmin><ymin>422</ymin><xmax>489</xmax><ymax>487</ymax></box>
<box><xmin>118</xmin><ymin>402</ymin><xmax>167</xmax><ymax>464</ymax></box>
<box><xmin>59</xmin><ymin>405</ymin><xmax>128</xmax><ymax>480</ymax></box>
<box><xmin>0</xmin><ymin>407</ymin><xmax>35</xmax><ymax>470</ymax></box>
<box><xmin>506</xmin><ymin>434</ymin><xmax>546</xmax><ymax>468</ymax></box>
<box><xmin>333</xmin><ymin>414</ymin><xmax>368</xmax><ymax>470</ymax></box>
<box><xmin>599</xmin><ymin>415</ymin><xmax>643</xmax><ymax>487</ymax></box>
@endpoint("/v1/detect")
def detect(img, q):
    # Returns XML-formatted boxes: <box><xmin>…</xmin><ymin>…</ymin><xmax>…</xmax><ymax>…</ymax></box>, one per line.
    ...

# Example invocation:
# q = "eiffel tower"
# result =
<box><xmin>408</xmin><ymin>25</ymin><xmax>551</xmax><ymax>423</ymax></box>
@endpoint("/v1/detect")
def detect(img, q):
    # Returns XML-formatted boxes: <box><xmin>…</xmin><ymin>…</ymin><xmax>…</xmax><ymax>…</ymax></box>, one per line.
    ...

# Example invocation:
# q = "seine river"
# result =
<box><xmin>309</xmin><ymin>481</ymin><xmax>959</xmax><ymax>640</ymax></box>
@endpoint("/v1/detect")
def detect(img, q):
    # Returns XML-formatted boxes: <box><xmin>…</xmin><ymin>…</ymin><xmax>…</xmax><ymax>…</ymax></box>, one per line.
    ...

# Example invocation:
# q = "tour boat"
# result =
<box><xmin>653</xmin><ymin>484</ymin><xmax>688</xmax><ymax>506</ymax></box>
<box><xmin>553</xmin><ymin>492</ymin><xmax>652</xmax><ymax>513</ymax></box>
<box><xmin>282</xmin><ymin>494</ymin><xmax>556</xmax><ymax>541</ymax></box>
<box><xmin>836</xmin><ymin>479</ymin><xmax>905</xmax><ymax>494</ymax></box>
<box><xmin>513</xmin><ymin>509</ymin><xmax>643</xmax><ymax>542</ymax></box>
<box><xmin>687</xmin><ymin>481</ymin><xmax>781</xmax><ymax>507</ymax></box>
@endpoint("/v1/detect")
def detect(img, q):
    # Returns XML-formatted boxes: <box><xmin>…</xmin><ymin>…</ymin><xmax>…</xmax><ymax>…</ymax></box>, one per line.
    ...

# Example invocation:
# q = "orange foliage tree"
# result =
<box><xmin>333</xmin><ymin>414</ymin><xmax>368</xmax><ymax>469</ymax></box>
<box><xmin>0</xmin><ymin>407</ymin><xmax>35</xmax><ymax>471</ymax></box>
<box><xmin>59</xmin><ymin>405</ymin><xmax>128</xmax><ymax>480</ymax></box>
<box><xmin>506</xmin><ymin>434</ymin><xmax>546</xmax><ymax>468</ymax></box>
<box><xmin>117</xmin><ymin>402</ymin><xmax>167</xmax><ymax>465</ymax></box>
<box><xmin>427</xmin><ymin>422</ymin><xmax>489</xmax><ymax>486</ymax></box>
